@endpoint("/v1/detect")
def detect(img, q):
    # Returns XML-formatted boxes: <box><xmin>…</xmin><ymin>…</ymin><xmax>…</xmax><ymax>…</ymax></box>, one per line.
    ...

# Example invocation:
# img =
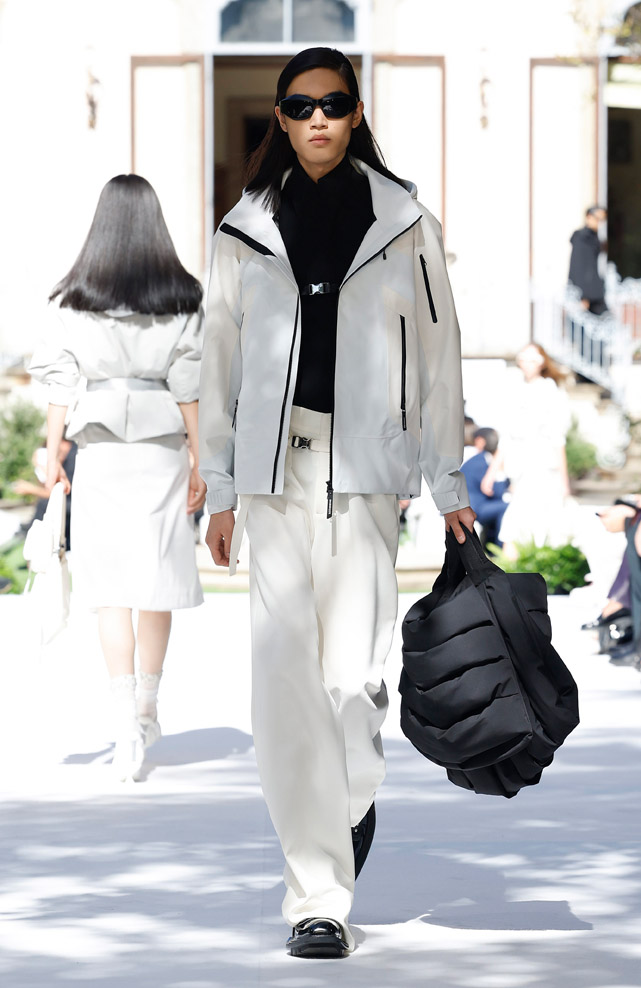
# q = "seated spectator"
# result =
<box><xmin>463</xmin><ymin>414</ymin><xmax>478</xmax><ymax>462</ymax></box>
<box><xmin>461</xmin><ymin>427</ymin><xmax>509</xmax><ymax>548</ymax></box>
<box><xmin>584</xmin><ymin>497</ymin><xmax>641</xmax><ymax>669</ymax></box>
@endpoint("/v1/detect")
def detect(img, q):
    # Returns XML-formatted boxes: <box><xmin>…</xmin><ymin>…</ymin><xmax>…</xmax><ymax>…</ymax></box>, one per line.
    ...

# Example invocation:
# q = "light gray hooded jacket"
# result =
<box><xmin>199</xmin><ymin>157</ymin><xmax>469</xmax><ymax>516</ymax></box>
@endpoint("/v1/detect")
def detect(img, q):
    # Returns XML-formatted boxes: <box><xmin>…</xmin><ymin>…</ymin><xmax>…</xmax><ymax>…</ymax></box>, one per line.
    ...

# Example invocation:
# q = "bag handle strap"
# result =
<box><xmin>49</xmin><ymin>482</ymin><xmax>67</xmax><ymax>558</ymax></box>
<box><xmin>58</xmin><ymin>486</ymin><xmax>67</xmax><ymax>558</ymax></box>
<box><xmin>429</xmin><ymin>525</ymin><xmax>504</xmax><ymax>602</ymax></box>
<box><xmin>445</xmin><ymin>524</ymin><xmax>502</xmax><ymax>587</ymax></box>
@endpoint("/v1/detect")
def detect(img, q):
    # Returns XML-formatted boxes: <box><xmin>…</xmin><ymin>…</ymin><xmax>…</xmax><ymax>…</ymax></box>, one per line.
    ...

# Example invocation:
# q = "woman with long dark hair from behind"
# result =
<box><xmin>29</xmin><ymin>175</ymin><xmax>205</xmax><ymax>782</ymax></box>
<box><xmin>200</xmin><ymin>47</ymin><xmax>474</xmax><ymax>956</ymax></box>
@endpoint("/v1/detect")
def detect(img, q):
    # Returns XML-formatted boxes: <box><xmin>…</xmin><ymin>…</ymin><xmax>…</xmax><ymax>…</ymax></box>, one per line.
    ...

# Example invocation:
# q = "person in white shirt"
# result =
<box><xmin>29</xmin><ymin>174</ymin><xmax>206</xmax><ymax>782</ymax></box>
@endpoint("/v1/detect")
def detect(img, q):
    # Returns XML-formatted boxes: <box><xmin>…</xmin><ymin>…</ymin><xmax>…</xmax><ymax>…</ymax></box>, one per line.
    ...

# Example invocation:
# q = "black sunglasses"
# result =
<box><xmin>278</xmin><ymin>92</ymin><xmax>358</xmax><ymax>121</ymax></box>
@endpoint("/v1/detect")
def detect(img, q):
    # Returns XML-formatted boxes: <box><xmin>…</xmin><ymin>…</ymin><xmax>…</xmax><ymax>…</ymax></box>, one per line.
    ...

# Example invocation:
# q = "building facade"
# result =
<box><xmin>1</xmin><ymin>0</ymin><xmax>640</xmax><ymax>365</ymax></box>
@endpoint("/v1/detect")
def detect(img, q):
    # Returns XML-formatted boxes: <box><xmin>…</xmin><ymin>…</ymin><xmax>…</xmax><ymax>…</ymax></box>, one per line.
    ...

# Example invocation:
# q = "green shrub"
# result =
<box><xmin>0</xmin><ymin>399</ymin><xmax>45</xmax><ymax>499</ymax></box>
<box><xmin>565</xmin><ymin>418</ymin><xmax>597</xmax><ymax>480</ymax></box>
<box><xmin>490</xmin><ymin>539</ymin><xmax>590</xmax><ymax>594</ymax></box>
<box><xmin>0</xmin><ymin>541</ymin><xmax>29</xmax><ymax>594</ymax></box>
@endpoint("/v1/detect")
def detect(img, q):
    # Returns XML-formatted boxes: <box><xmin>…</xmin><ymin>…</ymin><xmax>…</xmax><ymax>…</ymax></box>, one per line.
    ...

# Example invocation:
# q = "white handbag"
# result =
<box><xmin>23</xmin><ymin>482</ymin><xmax>70</xmax><ymax>644</ymax></box>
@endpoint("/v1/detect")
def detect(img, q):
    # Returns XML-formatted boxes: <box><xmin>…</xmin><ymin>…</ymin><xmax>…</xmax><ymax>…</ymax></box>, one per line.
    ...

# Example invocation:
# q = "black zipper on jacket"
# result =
<box><xmin>400</xmin><ymin>315</ymin><xmax>407</xmax><ymax>430</ymax></box>
<box><xmin>419</xmin><ymin>253</ymin><xmax>438</xmax><ymax>323</ymax></box>
<box><xmin>341</xmin><ymin>217</ymin><xmax>422</xmax><ymax>290</ymax></box>
<box><xmin>271</xmin><ymin>297</ymin><xmax>300</xmax><ymax>493</ymax></box>
<box><xmin>323</xmin><ymin>217</ymin><xmax>421</xmax><ymax>515</ymax></box>
<box><xmin>231</xmin><ymin>398</ymin><xmax>238</xmax><ymax>430</ymax></box>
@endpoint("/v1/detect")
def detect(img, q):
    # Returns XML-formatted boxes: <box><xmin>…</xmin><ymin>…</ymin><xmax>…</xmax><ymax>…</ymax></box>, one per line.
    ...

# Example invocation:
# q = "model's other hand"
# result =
<box><xmin>45</xmin><ymin>459</ymin><xmax>71</xmax><ymax>495</ymax></box>
<box><xmin>187</xmin><ymin>466</ymin><xmax>207</xmax><ymax>515</ymax></box>
<box><xmin>205</xmin><ymin>509</ymin><xmax>235</xmax><ymax>567</ymax></box>
<box><xmin>444</xmin><ymin>506</ymin><xmax>477</xmax><ymax>544</ymax></box>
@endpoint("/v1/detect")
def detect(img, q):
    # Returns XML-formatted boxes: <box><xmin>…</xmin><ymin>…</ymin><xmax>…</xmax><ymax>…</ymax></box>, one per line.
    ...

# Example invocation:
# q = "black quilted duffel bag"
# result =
<box><xmin>399</xmin><ymin>526</ymin><xmax>580</xmax><ymax>798</ymax></box>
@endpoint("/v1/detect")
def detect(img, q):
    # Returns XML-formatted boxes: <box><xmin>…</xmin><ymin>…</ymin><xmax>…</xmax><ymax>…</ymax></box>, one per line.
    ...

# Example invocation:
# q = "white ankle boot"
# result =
<box><xmin>111</xmin><ymin>674</ymin><xmax>145</xmax><ymax>782</ymax></box>
<box><xmin>137</xmin><ymin>671</ymin><xmax>162</xmax><ymax>749</ymax></box>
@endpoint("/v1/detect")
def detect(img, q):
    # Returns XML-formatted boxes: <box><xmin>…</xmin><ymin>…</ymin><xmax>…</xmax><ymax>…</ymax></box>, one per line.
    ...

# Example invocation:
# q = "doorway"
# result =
<box><xmin>213</xmin><ymin>54</ymin><xmax>362</xmax><ymax>228</ymax></box>
<box><xmin>606</xmin><ymin>59</ymin><xmax>641</xmax><ymax>280</ymax></box>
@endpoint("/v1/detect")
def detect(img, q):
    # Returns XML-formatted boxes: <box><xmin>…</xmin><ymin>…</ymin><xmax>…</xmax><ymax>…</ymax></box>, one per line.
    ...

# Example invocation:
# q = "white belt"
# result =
<box><xmin>290</xmin><ymin>434</ymin><xmax>331</xmax><ymax>453</ymax></box>
<box><xmin>228</xmin><ymin>434</ymin><xmax>332</xmax><ymax>576</ymax></box>
<box><xmin>87</xmin><ymin>377</ymin><xmax>168</xmax><ymax>392</ymax></box>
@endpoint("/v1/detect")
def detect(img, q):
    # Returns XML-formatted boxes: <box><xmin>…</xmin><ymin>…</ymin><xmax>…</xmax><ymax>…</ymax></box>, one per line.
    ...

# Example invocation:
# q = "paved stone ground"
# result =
<box><xmin>0</xmin><ymin>578</ymin><xmax>639</xmax><ymax>988</ymax></box>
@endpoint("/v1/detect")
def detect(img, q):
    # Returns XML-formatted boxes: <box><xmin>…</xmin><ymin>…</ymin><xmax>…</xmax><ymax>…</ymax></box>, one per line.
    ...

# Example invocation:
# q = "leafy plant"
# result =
<box><xmin>0</xmin><ymin>541</ymin><xmax>29</xmax><ymax>594</ymax></box>
<box><xmin>490</xmin><ymin>539</ymin><xmax>590</xmax><ymax>595</ymax></box>
<box><xmin>0</xmin><ymin>399</ymin><xmax>45</xmax><ymax>498</ymax></box>
<box><xmin>565</xmin><ymin>418</ymin><xmax>597</xmax><ymax>480</ymax></box>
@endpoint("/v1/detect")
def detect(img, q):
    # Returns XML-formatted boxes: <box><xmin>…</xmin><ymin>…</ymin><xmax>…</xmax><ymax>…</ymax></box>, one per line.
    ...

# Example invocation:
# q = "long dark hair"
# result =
<box><xmin>51</xmin><ymin>174</ymin><xmax>202</xmax><ymax>315</ymax></box>
<box><xmin>244</xmin><ymin>47</ymin><xmax>406</xmax><ymax>212</ymax></box>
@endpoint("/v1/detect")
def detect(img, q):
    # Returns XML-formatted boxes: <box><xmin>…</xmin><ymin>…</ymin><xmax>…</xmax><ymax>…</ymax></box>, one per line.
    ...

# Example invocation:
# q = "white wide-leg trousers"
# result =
<box><xmin>246</xmin><ymin>406</ymin><xmax>400</xmax><ymax>947</ymax></box>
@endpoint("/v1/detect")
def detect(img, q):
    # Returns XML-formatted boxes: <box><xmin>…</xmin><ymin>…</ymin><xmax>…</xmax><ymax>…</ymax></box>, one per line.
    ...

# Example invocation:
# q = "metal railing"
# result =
<box><xmin>532</xmin><ymin>267</ymin><xmax>640</xmax><ymax>410</ymax></box>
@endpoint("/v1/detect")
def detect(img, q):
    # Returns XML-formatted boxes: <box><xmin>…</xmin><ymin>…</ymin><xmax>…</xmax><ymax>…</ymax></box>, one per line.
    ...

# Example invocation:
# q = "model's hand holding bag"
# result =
<box><xmin>23</xmin><ymin>481</ymin><xmax>70</xmax><ymax>645</ymax></box>
<box><xmin>399</xmin><ymin>526</ymin><xmax>579</xmax><ymax>797</ymax></box>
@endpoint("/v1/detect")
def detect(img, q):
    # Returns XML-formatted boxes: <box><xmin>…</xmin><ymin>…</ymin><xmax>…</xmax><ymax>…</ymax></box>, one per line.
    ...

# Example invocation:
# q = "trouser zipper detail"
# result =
<box><xmin>400</xmin><ymin>315</ymin><xmax>407</xmax><ymax>430</ymax></box>
<box><xmin>327</xmin><ymin>410</ymin><xmax>335</xmax><ymax>519</ymax></box>
<box><xmin>419</xmin><ymin>254</ymin><xmax>438</xmax><ymax>323</ymax></box>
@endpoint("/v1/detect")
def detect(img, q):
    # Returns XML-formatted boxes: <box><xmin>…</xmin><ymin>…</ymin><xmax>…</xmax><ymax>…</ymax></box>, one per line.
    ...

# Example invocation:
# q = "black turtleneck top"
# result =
<box><xmin>278</xmin><ymin>155</ymin><xmax>375</xmax><ymax>412</ymax></box>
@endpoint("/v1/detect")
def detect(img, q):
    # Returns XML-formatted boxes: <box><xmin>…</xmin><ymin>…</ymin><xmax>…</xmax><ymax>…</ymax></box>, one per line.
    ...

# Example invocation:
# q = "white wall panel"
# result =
<box><xmin>373</xmin><ymin>59</ymin><xmax>444</xmax><ymax>222</ymax></box>
<box><xmin>531</xmin><ymin>62</ymin><xmax>599</xmax><ymax>296</ymax></box>
<box><xmin>133</xmin><ymin>60</ymin><xmax>205</xmax><ymax>280</ymax></box>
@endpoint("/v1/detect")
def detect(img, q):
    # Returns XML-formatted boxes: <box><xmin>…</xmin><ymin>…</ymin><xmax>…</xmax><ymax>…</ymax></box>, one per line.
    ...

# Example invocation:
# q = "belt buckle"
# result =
<box><xmin>308</xmin><ymin>283</ymin><xmax>324</xmax><ymax>296</ymax></box>
<box><xmin>291</xmin><ymin>435</ymin><xmax>312</xmax><ymax>450</ymax></box>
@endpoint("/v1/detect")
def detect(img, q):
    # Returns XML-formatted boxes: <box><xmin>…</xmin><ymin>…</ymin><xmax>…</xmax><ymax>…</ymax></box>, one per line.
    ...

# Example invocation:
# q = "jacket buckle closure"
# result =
<box><xmin>291</xmin><ymin>435</ymin><xmax>312</xmax><ymax>450</ymax></box>
<box><xmin>301</xmin><ymin>281</ymin><xmax>338</xmax><ymax>296</ymax></box>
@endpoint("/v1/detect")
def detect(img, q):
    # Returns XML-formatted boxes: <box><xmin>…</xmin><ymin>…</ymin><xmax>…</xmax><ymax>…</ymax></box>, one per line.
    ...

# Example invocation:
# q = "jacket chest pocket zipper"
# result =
<box><xmin>419</xmin><ymin>254</ymin><xmax>438</xmax><ymax>323</ymax></box>
<box><xmin>232</xmin><ymin>398</ymin><xmax>238</xmax><ymax>430</ymax></box>
<box><xmin>400</xmin><ymin>315</ymin><xmax>407</xmax><ymax>431</ymax></box>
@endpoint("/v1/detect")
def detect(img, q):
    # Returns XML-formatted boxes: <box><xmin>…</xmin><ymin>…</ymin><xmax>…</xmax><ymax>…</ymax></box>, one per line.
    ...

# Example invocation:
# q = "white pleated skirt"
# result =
<box><xmin>71</xmin><ymin>436</ymin><xmax>203</xmax><ymax>610</ymax></box>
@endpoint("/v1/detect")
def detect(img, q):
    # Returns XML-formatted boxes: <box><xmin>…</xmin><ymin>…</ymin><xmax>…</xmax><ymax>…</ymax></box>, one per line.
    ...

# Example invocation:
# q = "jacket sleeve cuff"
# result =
<box><xmin>206</xmin><ymin>493</ymin><xmax>238</xmax><ymax>513</ymax></box>
<box><xmin>47</xmin><ymin>383</ymin><xmax>75</xmax><ymax>406</ymax></box>
<box><xmin>170</xmin><ymin>387</ymin><xmax>200</xmax><ymax>404</ymax></box>
<box><xmin>431</xmin><ymin>486</ymin><xmax>471</xmax><ymax>515</ymax></box>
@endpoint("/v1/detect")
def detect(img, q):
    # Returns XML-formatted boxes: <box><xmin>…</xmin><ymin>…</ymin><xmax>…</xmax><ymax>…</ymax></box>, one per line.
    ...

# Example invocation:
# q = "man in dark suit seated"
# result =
<box><xmin>461</xmin><ymin>427</ymin><xmax>509</xmax><ymax>548</ymax></box>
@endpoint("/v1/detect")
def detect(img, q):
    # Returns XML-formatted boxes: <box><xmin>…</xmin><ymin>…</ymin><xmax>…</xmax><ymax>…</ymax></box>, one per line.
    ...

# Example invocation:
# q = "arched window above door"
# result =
<box><xmin>293</xmin><ymin>0</ymin><xmax>355</xmax><ymax>41</ymax></box>
<box><xmin>220</xmin><ymin>0</ymin><xmax>356</xmax><ymax>44</ymax></box>
<box><xmin>221</xmin><ymin>0</ymin><xmax>283</xmax><ymax>42</ymax></box>
<box><xmin>617</xmin><ymin>3</ymin><xmax>641</xmax><ymax>48</ymax></box>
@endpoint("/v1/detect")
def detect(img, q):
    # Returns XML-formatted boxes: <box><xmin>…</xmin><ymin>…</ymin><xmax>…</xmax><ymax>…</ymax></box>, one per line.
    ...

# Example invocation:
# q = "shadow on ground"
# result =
<box><xmin>63</xmin><ymin>727</ymin><xmax>255</xmax><ymax>775</ymax></box>
<box><xmin>1</xmin><ymin>733</ymin><xmax>640</xmax><ymax>988</ymax></box>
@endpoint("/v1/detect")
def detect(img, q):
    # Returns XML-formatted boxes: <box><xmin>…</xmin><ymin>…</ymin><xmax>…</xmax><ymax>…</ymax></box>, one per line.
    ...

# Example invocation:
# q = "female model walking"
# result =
<box><xmin>200</xmin><ymin>47</ymin><xmax>474</xmax><ymax>957</ymax></box>
<box><xmin>30</xmin><ymin>174</ymin><xmax>205</xmax><ymax>782</ymax></box>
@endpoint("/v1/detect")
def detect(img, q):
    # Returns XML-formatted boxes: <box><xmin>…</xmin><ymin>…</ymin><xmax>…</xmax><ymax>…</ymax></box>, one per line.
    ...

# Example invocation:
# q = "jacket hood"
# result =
<box><xmin>399</xmin><ymin>176</ymin><xmax>418</xmax><ymax>199</ymax></box>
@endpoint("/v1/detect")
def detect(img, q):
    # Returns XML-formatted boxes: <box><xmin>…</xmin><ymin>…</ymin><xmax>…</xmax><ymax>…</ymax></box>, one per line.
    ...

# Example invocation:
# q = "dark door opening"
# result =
<box><xmin>607</xmin><ymin>60</ymin><xmax>641</xmax><ymax>280</ymax></box>
<box><xmin>213</xmin><ymin>54</ymin><xmax>362</xmax><ymax>230</ymax></box>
